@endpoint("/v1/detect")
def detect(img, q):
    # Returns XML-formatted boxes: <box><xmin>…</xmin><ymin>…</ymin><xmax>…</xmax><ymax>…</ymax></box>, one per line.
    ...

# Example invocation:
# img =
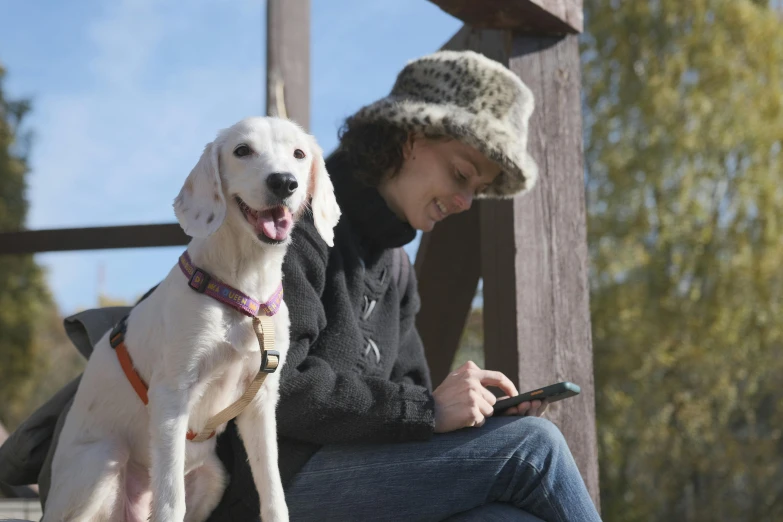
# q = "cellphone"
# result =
<box><xmin>492</xmin><ymin>381</ymin><xmax>581</xmax><ymax>414</ymax></box>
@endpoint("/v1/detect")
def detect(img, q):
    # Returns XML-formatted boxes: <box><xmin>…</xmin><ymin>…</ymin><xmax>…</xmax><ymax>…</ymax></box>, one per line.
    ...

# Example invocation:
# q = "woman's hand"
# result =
<box><xmin>432</xmin><ymin>361</ymin><xmax>519</xmax><ymax>433</ymax></box>
<box><xmin>496</xmin><ymin>398</ymin><xmax>548</xmax><ymax>418</ymax></box>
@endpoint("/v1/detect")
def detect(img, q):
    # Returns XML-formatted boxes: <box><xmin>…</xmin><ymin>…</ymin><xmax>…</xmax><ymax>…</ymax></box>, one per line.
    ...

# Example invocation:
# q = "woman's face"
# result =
<box><xmin>378</xmin><ymin>135</ymin><xmax>501</xmax><ymax>232</ymax></box>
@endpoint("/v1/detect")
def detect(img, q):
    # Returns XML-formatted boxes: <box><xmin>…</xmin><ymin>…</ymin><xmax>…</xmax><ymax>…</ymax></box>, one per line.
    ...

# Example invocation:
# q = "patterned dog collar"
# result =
<box><xmin>178</xmin><ymin>251</ymin><xmax>283</xmax><ymax>317</ymax></box>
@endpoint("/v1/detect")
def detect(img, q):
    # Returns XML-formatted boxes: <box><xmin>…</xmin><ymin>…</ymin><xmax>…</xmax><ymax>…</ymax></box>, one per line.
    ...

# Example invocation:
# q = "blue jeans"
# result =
<box><xmin>284</xmin><ymin>416</ymin><xmax>602</xmax><ymax>522</ymax></box>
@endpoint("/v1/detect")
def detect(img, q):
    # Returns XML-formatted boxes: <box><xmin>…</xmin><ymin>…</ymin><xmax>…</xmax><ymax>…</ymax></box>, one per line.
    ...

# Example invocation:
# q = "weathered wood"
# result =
<box><xmin>0</xmin><ymin>223</ymin><xmax>188</xmax><ymax>255</ymax></box>
<box><xmin>429</xmin><ymin>0</ymin><xmax>583</xmax><ymax>33</ymax></box>
<box><xmin>481</xmin><ymin>32</ymin><xmax>600</xmax><ymax>507</ymax></box>
<box><xmin>439</xmin><ymin>24</ymin><xmax>510</xmax><ymax>62</ymax></box>
<box><xmin>414</xmin><ymin>205</ymin><xmax>482</xmax><ymax>387</ymax></box>
<box><xmin>479</xmin><ymin>199</ymin><xmax>520</xmax><ymax>383</ymax></box>
<box><xmin>412</xmin><ymin>26</ymin><xmax>511</xmax><ymax>386</ymax></box>
<box><xmin>266</xmin><ymin>0</ymin><xmax>310</xmax><ymax>129</ymax></box>
<box><xmin>419</xmin><ymin>29</ymin><xmax>600</xmax><ymax>508</ymax></box>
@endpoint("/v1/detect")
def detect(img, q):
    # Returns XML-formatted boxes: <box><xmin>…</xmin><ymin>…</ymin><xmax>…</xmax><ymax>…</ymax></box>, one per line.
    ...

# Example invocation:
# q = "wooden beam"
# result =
<box><xmin>412</xmin><ymin>26</ymin><xmax>511</xmax><ymax>385</ymax></box>
<box><xmin>479</xmin><ymin>199</ymin><xmax>519</xmax><ymax>382</ymax></box>
<box><xmin>480</xmin><ymin>32</ymin><xmax>600</xmax><ymax>507</ymax></box>
<box><xmin>428</xmin><ymin>0</ymin><xmax>583</xmax><ymax>34</ymax></box>
<box><xmin>0</xmin><ymin>223</ymin><xmax>188</xmax><ymax>255</ymax></box>
<box><xmin>424</xmin><ymin>21</ymin><xmax>600</xmax><ymax>509</ymax></box>
<box><xmin>266</xmin><ymin>0</ymin><xmax>310</xmax><ymax>129</ymax></box>
<box><xmin>440</xmin><ymin>24</ymin><xmax>510</xmax><ymax>62</ymax></box>
<box><xmin>414</xmin><ymin>205</ymin><xmax>481</xmax><ymax>387</ymax></box>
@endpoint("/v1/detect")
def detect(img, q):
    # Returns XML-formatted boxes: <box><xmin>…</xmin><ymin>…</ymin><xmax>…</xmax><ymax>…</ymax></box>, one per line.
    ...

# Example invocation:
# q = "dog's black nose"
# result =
<box><xmin>266</xmin><ymin>172</ymin><xmax>298</xmax><ymax>199</ymax></box>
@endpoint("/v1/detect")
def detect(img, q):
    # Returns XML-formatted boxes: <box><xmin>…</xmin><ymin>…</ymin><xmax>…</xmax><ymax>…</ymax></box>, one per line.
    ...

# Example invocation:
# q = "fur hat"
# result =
<box><xmin>347</xmin><ymin>50</ymin><xmax>538</xmax><ymax>198</ymax></box>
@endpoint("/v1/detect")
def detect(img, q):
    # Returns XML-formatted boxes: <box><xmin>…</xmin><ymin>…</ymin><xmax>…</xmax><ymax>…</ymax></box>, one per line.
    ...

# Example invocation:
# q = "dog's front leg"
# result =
<box><xmin>237</xmin><ymin>381</ymin><xmax>289</xmax><ymax>522</ymax></box>
<box><xmin>148</xmin><ymin>381</ymin><xmax>192</xmax><ymax>522</ymax></box>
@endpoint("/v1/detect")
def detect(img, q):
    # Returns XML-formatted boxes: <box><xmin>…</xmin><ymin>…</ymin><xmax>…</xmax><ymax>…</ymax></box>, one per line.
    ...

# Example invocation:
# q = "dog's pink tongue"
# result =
<box><xmin>257</xmin><ymin>206</ymin><xmax>293</xmax><ymax>241</ymax></box>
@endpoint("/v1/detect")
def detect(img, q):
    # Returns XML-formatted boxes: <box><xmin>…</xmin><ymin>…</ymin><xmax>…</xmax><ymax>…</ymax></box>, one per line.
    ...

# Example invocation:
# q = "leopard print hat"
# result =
<box><xmin>346</xmin><ymin>50</ymin><xmax>538</xmax><ymax>198</ymax></box>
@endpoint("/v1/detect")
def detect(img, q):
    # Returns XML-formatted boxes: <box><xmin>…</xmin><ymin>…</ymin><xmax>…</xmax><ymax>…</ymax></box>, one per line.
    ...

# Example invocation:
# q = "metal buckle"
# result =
<box><xmin>109</xmin><ymin>316</ymin><xmax>128</xmax><ymax>349</ymax></box>
<box><xmin>261</xmin><ymin>350</ymin><xmax>280</xmax><ymax>373</ymax></box>
<box><xmin>189</xmin><ymin>270</ymin><xmax>211</xmax><ymax>293</ymax></box>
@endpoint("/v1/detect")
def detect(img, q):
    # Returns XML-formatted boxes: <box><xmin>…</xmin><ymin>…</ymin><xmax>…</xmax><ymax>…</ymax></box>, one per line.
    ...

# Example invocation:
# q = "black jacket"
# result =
<box><xmin>207</xmin><ymin>152</ymin><xmax>437</xmax><ymax>520</ymax></box>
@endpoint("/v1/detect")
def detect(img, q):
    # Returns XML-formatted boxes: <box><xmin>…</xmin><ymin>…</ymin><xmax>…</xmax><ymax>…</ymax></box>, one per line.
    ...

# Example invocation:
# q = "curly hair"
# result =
<box><xmin>336</xmin><ymin>118</ymin><xmax>447</xmax><ymax>187</ymax></box>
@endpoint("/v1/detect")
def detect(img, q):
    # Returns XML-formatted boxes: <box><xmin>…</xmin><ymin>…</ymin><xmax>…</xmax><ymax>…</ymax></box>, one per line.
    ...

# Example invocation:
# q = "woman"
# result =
<box><xmin>208</xmin><ymin>50</ymin><xmax>602</xmax><ymax>521</ymax></box>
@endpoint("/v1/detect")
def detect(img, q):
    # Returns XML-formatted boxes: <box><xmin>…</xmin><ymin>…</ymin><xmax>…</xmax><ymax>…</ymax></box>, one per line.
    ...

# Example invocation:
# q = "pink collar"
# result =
<box><xmin>178</xmin><ymin>251</ymin><xmax>283</xmax><ymax>317</ymax></box>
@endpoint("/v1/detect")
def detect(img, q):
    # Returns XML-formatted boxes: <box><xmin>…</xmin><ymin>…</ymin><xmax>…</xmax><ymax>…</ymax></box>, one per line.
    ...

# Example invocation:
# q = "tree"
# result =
<box><xmin>582</xmin><ymin>1</ymin><xmax>783</xmax><ymax>520</ymax></box>
<box><xmin>15</xmin><ymin>303</ymin><xmax>84</xmax><ymax>430</ymax></box>
<box><xmin>0</xmin><ymin>63</ymin><xmax>53</xmax><ymax>429</ymax></box>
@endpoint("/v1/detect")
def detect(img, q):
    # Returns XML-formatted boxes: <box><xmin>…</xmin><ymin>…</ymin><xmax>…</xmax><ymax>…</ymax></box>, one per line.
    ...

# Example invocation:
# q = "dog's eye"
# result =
<box><xmin>234</xmin><ymin>144</ymin><xmax>252</xmax><ymax>157</ymax></box>
<box><xmin>294</xmin><ymin>149</ymin><xmax>306</xmax><ymax>160</ymax></box>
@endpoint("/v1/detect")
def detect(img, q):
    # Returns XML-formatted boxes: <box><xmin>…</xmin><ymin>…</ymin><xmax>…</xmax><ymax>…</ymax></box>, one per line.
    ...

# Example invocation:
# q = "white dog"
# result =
<box><xmin>43</xmin><ymin>116</ymin><xmax>341</xmax><ymax>522</ymax></box>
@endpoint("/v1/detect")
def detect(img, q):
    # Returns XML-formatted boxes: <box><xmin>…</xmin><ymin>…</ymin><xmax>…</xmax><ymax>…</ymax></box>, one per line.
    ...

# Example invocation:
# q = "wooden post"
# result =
<box><xmin>414</xmin><ymin>26</ymin><xmax>509</xmax><ymax>387</ymax></box>
<box><xmin>414</xmin><ymin>205</ymin><xmax>481</xmax><ymax>386</ymax></box>
<box><xmin>482</xmin><ymin>33</ymin><xmax>600</xmax><ymax>508</ymax></box>
<box><xmin>266</xmin><ymin>0</ymin><xmax>310</xmax><ymax>130</ymax></box>
<box><xmin>418</xmin><ymin>0</ymin><xmax>600</xmax><ymax>509</ymax></box>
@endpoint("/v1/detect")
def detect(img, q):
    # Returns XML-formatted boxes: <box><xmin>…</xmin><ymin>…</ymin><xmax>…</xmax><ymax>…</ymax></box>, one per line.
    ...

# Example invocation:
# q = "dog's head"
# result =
<box><xmin>174</xmin><ymin>117</ymin><xmax>341</xmax><ymax>246</ymax></box>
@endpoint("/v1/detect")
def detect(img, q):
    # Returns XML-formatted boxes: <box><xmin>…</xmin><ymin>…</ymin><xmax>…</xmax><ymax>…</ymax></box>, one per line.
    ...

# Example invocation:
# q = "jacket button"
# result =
<box><xmin>362</xmin><ymin>296</ymin><xmax>377</xmax><ymax>320</ymax></box>
<box><xmin>364</xmin><ymin>338</ymin><xmax>380</xmax><ymax>363</ymax></box>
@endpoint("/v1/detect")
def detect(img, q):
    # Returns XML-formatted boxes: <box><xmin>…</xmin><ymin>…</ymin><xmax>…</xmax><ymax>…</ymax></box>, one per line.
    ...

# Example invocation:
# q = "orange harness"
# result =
<box><xmin>108</xmin><ymin>251</ymin><xmax>282</xmax><ymax>442</ymax></box>
<box><xmin>110</xmin><ymin>320</ymin><xmax>211</xmax><ymax>440</ymax></box>
<box><xmin>110</xmin><ymin>315</ymin><xmax>279</xmax><ymax>442</ymax></box>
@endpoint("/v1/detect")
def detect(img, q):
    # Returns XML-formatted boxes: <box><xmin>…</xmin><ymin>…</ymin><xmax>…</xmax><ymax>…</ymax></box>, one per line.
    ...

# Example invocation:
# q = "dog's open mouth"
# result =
<box><xmin>235</xmin><ymin>196</ymin><xmax>293</xmax><ymax>242</ymax></box>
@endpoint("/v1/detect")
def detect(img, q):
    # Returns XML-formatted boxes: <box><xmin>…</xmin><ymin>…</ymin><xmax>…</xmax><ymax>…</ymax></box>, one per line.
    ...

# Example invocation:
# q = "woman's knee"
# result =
<box><xmin>520</xmin><ymin>416</ymin><xmax>567</xmax><ymax>444</ymax></box>
<box><xmin>482</xmin><ymin>417</ymin><xmax>573</xmax><ymax>505</ymax></box>
<box><xmin>505</xmin><ymin>416</ymin><xmax>571</xmax><ymax>465</ymax></box>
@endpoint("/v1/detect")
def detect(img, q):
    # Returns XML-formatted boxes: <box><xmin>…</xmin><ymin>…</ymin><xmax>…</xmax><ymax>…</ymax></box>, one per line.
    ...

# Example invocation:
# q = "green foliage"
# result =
<box><xmin>452</xmin><ymin>307</ymin><xmax>484</xmax><ymax>372</ymax></box>
<box><xmin>0</xmin><ymin>63</ymin><xmax>52</xmax><ymax>429</ymax></box>
<box><xmin>582</xmin><ymin>0</ymin><xmax>783</xmax><ymax>520</ymax></box>
<box><xmin>13</xmin><ymin>302</ymin><xmax>85</xmax><ymax>431</ymax></box>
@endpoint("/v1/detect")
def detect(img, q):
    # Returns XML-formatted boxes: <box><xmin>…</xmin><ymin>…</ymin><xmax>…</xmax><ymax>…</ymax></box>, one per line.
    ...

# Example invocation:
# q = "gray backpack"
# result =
<box><xmin>0</xmin><ymin>306</ymin><xmax>132</xmax><ymax>502</ymax></box>
<box><xmin>0</xmin><ymin>247</ymin><xmax>412</xmax><ymax>506</ymax></box>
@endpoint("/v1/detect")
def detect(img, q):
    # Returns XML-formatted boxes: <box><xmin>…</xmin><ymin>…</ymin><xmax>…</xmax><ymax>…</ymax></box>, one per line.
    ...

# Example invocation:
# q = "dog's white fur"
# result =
<box><xmin>44</xmin><ymin>117</ymin><xmax>340</xmax><ymax>522</ymax></box>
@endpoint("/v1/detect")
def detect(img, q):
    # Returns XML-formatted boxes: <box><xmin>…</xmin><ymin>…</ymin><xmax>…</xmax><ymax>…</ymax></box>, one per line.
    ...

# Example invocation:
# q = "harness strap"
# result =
<box><xmin>115</xmin><ymin>343</ymin><xmax>149</xmax><ymax>405</ymax></box>
<box><xmin>110</xmin><ymin>319</ymin><xmax>209</xmax><ymax>440</ymax></box>
<box><xmin>109</xmin><ymin>315</ymin><xmax>279</xmax><ymax>442</ymax></box>
<box><xmin>190</xmin><ymin>315</ymin><xmax>278</xmax><ymax>442</ymax></box>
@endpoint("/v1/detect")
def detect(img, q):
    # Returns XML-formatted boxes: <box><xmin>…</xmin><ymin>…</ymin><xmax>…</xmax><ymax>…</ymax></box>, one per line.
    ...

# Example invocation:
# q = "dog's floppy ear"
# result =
<box><xmin>307</xmin><ymin>137</ymin><xmax>341</xmax><ymax>247</ymax></box>
<box><xmin>173</xmin><ymin>141</ymin><xmax>226</xmax><ymax>238</ymax></box>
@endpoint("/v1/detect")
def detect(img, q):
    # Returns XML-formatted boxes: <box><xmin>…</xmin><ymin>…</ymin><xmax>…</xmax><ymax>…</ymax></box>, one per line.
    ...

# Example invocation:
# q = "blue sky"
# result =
<box><xmin>0</xmin><ymin>0</ymin><xmax>463</xmax><ymax>315</ymax></box>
